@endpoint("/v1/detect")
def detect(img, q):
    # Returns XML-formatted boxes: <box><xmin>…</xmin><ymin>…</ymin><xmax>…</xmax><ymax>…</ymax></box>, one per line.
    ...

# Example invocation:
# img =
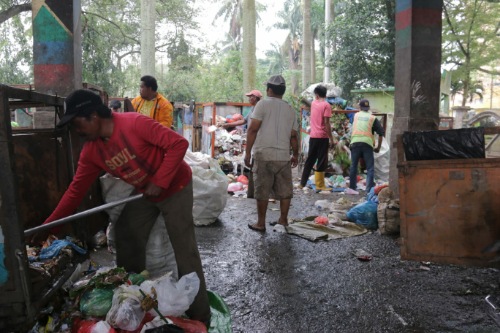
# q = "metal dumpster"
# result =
<box><xmin>0</xmin><ymin>85</ymin><xmax>107</xmax><ymax>331</ymax></box>
<box><xmin>397</xmin><ymin>127</ymin><xmax>500</xmax><ymax>267</ymax></box>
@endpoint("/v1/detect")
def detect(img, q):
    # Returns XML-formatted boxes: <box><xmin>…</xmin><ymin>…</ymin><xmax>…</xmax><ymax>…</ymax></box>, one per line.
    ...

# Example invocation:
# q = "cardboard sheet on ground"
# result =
<box><xmin>285</xmin><ymin>221</ymin><xmax>368</xmax><ymax>242</ymax></box>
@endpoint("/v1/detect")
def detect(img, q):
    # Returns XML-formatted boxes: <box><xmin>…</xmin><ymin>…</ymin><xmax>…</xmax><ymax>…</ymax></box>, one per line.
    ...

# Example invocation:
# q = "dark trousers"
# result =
<box><xmin>300</xmin><ymin>138</ymin><xmax>330</xmax><ymax>186</ymax></box>
<box><xmin>349</xmin><ymin>142</ymin><xmax>375</xmax><ymax>192</ymax></box>
<box><xmin>115</xmin><ymin>181</ymin><xmax>210</xmax><ymax>322</ymax></box>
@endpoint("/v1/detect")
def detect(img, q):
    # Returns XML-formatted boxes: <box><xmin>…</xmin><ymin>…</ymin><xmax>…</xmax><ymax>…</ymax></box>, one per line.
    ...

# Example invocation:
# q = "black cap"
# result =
<box><xmin>359</xmin><ymin>99</ymin><xmax>370</xmax><ymax>111</ymax></box>
<box><xmin>58</xmin><ymin>89</ymin><xmax>106</xmax><ymax>128</ymax></box>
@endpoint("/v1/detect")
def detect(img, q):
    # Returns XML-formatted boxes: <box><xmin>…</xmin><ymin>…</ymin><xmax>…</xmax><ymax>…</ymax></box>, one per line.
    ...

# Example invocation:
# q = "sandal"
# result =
<box><xmin>248</xmin><ymin>223</ymin><xmax>266</xmax><ymax>232</ymax></box>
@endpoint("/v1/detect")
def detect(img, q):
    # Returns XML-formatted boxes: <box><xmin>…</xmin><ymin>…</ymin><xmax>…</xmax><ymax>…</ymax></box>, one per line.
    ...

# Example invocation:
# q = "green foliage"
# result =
<box><xmin>194</xmin><ymin>50</ymin><xmax>245</xmax><ymax>102</ymax></box>
<box><xmin>0</xmin><ymin>9</ymin><xmax>31</xmax><ymax>84</ymax></box>
<box><xmin>327</xmin><ymin>0</ymin><xmax>395</xmax><ymax>101</ymax></box>
<box><xmin>442</xmin><ymin>0</ymin><xmax>500</xmax><ymax>106</ymax></box>
<box><xmin>81</xmin><ymin>0</ymin><xmax>198</xmax><ymax>97</ymax></box>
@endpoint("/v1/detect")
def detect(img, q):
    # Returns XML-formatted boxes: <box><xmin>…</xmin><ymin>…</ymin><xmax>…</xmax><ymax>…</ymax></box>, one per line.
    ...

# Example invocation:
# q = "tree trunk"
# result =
<box><xmin>311</xmin><ymin>38</ymin><xmax>316</xmax><ymax>83</ymax></box>
<box><xmin>324</xmin><ymin>0</ymin><xmax>332</xmax><ymax>83</ymax></box>
<box><xmin>302</xmin><ymin>0</ymin><xmax>312</xmax><ymax>89</ymax></box>
<box><xmin>242</xmin><ymin>0</ymin><xmax>256</xmax><ymax>98</ymax></box>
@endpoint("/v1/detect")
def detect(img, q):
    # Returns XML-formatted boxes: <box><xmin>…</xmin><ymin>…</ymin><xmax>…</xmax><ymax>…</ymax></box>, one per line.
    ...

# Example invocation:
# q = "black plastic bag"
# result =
<box><xmin>145</xmin><ymin>324</ymin><xmax>185</xmax><ymax>333</ymax></box>
<box><xmin>402</xmin><ymin>127</ymin><xmax>485</xmax><ymax>161</ymax></box>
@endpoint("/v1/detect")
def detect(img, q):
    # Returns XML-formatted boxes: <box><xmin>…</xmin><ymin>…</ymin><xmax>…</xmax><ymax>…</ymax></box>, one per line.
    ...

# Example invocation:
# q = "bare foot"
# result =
<box><xmin>248</xmin><ymin>223</ymin><xmax>266</xmax><ymax>232</ymax></box>
<box><xmin>277</xmin><ymin>218</ymin><xmax>288</xmax><ymax>227</ymax></box>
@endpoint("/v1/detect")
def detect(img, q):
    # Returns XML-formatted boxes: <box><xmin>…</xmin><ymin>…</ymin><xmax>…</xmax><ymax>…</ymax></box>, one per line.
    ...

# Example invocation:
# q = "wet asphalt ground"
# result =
<box><xmin>91</xmin><ymin>175</ymin><xmax>500</xmax><ymax>333</ymax></box>
<box><xmin>195</xmin><ymin>182</ymin><xmax>500</xmax><ymax>333</ymax></box>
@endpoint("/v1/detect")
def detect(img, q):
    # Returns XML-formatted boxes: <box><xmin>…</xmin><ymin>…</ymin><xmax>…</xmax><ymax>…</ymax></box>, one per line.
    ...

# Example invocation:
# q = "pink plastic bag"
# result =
<box><xmin>314</xmin><ymin>216</ymin><xmax>329</xmax><ymax>226</ymax></box>
<box><xmin>236</xmin><ymin>175</ymin><xmax>249</xmax><ymax>185</ymax></box>
<box><xmin>227</xmin><ymin>182</ymin><xmax>243</xmax><ymax>192</ymax></box>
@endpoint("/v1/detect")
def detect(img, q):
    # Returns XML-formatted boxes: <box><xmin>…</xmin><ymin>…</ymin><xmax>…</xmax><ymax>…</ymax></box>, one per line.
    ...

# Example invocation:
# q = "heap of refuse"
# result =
<box><xmin>27</xmin><ymin>254</ymin><xmax>232</xmax><ymax>333</ymax></box>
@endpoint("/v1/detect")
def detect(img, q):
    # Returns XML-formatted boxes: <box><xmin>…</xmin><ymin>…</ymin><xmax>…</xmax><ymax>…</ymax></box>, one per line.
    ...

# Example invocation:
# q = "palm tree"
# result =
<box><xmin>214</xmin><ymin>0</ymin><xmax>243</xmax><ymax>49</ymax></box>
<box><xmin>265</xmin><ymin>43</ymin><xmax>287</xmax><ymax>75</ymax></box>
<box><xmin>275</xmin><ymin>0</ymin><xmax>303</xmax><ymax>95</ymax></box>
<box><xmin>214</xmin><ymin>0</ymin><xmax>265</xmax><ymax>51</ymax></box>
<box><xmin>242</xmin><ymin>0</ymin><xmax>256</xmax><ymax>95</ymax></box>
<box><xmin>302</xmin><ymin>0</ymin><xmax>312</xmax><ymax>88</ymax></box>
<box><xmin>450</xmin><ymin>79</ymin><xmax>485</xmax><ymax>106</ymax></box>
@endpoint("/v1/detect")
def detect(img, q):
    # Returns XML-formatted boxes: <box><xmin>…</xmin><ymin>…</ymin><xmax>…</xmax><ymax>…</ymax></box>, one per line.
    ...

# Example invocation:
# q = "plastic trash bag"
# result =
<box><xmin>346</xmin><ymin>201</ymin><xmax>378</xmax><ymax>230</ymax></box>
<box><xmin>207</xmin><ymin>290</ymin><xmax>232</xmax><ymax>333</ymax></box>
<box><xmin>191</xmin><ymin>158</ymin><xmax>228</xmax><ymax>226</ymax></box>
<box><xmin>91</xmin><ymin>321</ymin><xmax>117</xmax><ymax>333</ymax></box>
<box><xmin>402</xmin><ymin>127</ymin><xmax>485</xmax><ymax>161</ymax></box>
<box><xmin>314</xmin><ymin>200</ymin><xmax>333</xmax><ymax>211</ymax></box>
<box><xmin>80</xmin><ymin>287</ymin><xmax>114</xmax><ymax>317</ymax></box>
<box><xmin>74</xmin><ymin>319</ymin><xmax>99</xmax><ymax>333</ymax></box>
<box><xmin>140</xmin><ymin>272</ymin><xmax>200</xmax><ymax>317</ymax></box>
<box><xmin>374</xmin><ymin>137</ymin><xmax>390</xmax><ymax>182</ymax></box>
<box><xmin>366</xmin><ymin>187</ymin><xmax>378</xmax><ymax>204</ymax></box>
<box><xmin>145</xmin><ymin>216</ymin><xmax>178</xmax><ymax>280</ymax></box>
<box><xmin>227</xmin><ymin>182</ymin><xmax>243</xmax><ymax>193</ymax></box>
<box><xmin>38</xmin><ymin>238</ymin><xmax>87</xmax><ymax>260</ymax></box>
<box><xmin>100</xmin><ymin>175</ymin><xmax>177</xmax><ymax>279</ymax></box>
<box><xmin>106</xmin><ymin>284</ymin><xmax>145</xmax><ymax>331</ymax></box>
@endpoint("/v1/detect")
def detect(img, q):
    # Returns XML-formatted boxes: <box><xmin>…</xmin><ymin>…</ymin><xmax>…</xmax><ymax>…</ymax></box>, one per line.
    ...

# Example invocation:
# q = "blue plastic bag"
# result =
<box><xmin>366</xmin><ymin>187</ymin><xmax>378</xmax><ymax>203</ymax></box>
<box><xmin>346</xmin><ymin>201</ymin><xmax>378</xmax><ymax>230</ymax></box>
<box><xmin>38</xmin><ymin>238</ymin><xmax>87</xmax><ymax>260</ymax></box>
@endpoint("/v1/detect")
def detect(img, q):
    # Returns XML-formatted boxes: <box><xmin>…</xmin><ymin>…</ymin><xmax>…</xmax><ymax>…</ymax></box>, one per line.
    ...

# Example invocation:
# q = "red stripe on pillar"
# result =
<box><xmin>34</xmin><ymin>64</ymin><xmax>74</xmax><ymax>90</ymax></box>
<box><xmin>396</xmin><ymin>8</ymin><xmax>411</xmax><ymax>31</ymax></box>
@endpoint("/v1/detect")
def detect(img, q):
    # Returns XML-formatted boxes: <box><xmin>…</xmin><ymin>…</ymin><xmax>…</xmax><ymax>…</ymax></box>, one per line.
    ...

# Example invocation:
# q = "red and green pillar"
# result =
<box><xmin>32</xmin><ymin>0</ymin><xmax>82</xmax><ymax>96</ymax></box>
<box><xmin>389</xmin><ymin>0</ymin><xmax>443</xmax><ymax>193</ymax></box>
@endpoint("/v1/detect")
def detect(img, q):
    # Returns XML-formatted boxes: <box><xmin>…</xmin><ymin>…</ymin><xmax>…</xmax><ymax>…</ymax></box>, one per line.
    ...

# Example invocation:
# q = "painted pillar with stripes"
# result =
<box><xmin>389</xmin><ymin>0</ymin><xmax>443</xmax><ymax>194</ymax></box>
<box><xmin>32</xmin><ymin>0</ymin><xmax>82</xmax><ymax>97</ymax></box>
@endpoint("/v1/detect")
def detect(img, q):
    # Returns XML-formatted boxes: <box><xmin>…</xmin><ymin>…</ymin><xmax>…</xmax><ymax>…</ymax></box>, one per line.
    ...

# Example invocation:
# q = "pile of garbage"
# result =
<box><xmin>311</xmin><ymin>184</ymin><xmax>400</xmax><ymax>235</ymax></box>
<box><xmin>226</xmin><ymin>173</ymin><xmax>249</xmax><ymax>197</ymax></box>
<box><xmin>27</xmin><ymin>239</ymin><xmax>232</xmax><ymax>333</ymax></box>
<box><xmin>27</xmin><ymin>257</ymin><xmax>217</xmax><ymax>333</ymax></box>
<box><xmin>211</xmin><ymin>115</ymin><xmax>247</xmax><ymax>173</ymax></box>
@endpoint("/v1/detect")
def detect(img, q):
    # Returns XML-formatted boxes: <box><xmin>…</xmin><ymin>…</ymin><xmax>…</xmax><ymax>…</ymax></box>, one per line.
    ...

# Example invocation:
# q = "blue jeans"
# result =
<box><xmin>349</xmin><ymin>142</ymin><xmax>375</xmax><ymax>191</ymax></box>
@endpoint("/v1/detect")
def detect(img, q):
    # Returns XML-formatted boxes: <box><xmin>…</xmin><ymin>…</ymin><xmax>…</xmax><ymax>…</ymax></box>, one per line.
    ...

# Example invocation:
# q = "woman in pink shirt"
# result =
<box><xmin>299</xmin><ymin>85</ymin><xmax>334</xmax><ymax>191</ymax></box>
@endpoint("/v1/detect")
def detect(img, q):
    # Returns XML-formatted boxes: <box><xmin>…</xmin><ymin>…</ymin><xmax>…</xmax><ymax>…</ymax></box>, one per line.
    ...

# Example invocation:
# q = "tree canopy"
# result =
<box><xmin>327</xmin><ymin>0</ymin><xmax>395</xmax><ymax>101</ymax></box>
<box><xmin>442</xmin><ymin>0</ymin><xmax>500</xmax><ymax>106</ymax></box>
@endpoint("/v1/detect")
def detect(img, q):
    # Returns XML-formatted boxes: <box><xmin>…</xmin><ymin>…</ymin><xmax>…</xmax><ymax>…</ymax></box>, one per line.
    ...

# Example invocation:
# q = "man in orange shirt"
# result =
<box><xmin>131</xmin><ymin>75</ymin><xmax>173</xmax><ymax>128</ymax></box>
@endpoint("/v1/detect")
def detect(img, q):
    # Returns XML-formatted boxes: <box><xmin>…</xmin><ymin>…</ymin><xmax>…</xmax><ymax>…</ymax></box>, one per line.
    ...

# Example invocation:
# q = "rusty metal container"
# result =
<box><xmin>397</xmin><ymin>129</ymin><xmax>500</xmax><ymax>267</ymax></box>
<box><xmin>0</xmin><ymin>85</ymin><xmax>107</xmax><ymax>331</ymax></box>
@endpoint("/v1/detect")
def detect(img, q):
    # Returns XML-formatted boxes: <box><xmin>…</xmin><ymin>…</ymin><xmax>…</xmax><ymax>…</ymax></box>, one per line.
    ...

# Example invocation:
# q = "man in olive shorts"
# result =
<box><xmin>244</xmin><ymin>75</ymin><xmax>299</xmax><ymax>232</ymax></box>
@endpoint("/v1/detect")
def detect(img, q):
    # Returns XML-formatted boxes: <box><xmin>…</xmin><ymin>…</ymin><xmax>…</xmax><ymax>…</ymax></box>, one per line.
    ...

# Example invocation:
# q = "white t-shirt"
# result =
<box><xmin>251</xmin><ymin>97</ymin><xmax>299</xmax><ymax>161</ymax></box>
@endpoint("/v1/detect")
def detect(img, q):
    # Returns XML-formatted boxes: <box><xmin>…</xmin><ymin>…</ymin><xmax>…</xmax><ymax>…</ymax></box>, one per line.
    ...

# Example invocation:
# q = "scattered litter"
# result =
<box><xmin>345</xmin><ymin>188</ymin><xmax>359</xmax><ymax>195</ymax></box>
<box><xmin>314</xmin><ymin>200</ymin><xmax>332</xmax><ymax>210</ymax></box>
<box><xmin>354</xmin><ymin>249</ymin><xmax>373</xmax><ymax>261</ymax></box>
<box><xmin>387</xmin><ymin>305</ymin><xmax>408</xmax><ymax>326</ymax></box>
<box><xmin>314</xmin><ymin>216</ymin><xmax>329</xmax><ymax>225</ymax></box>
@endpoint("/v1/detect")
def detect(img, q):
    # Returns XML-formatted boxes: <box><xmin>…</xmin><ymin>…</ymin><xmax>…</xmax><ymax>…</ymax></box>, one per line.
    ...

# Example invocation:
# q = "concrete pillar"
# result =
<box><xmin>389</xmin><ymin>0</ymin><xmax>443</xmax><ymax>196</ymax></box>
<box><xmin>32</xmin><ymin>0</ymin><xmax>82</xmax><ymax>97</ymax></box>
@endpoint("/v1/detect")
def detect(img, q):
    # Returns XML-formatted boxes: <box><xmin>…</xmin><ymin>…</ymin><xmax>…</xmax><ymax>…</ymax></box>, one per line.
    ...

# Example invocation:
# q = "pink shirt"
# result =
<box><xmin>309</xmin><ymin>99</ymin><xmax>332</xmax><ymax>138</ymax></box>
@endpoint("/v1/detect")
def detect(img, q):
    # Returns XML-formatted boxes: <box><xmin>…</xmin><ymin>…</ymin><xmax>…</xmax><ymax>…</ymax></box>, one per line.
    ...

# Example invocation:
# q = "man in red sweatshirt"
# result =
<box><xmin>41</xmin><ymin>89</ymin><xmax>210</xmax><ymax>324</ymax></box>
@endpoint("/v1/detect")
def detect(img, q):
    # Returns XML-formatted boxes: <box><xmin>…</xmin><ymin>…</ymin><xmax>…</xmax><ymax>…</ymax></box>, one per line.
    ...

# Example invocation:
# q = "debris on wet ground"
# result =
<box><xmin>196</xmin><ymin>175</ymin><xmax>500</xmax><ymax>332</ymax></box>
<box><xmin>354</xmin><ymin>248</ymin><xmax>373</xmax><ymax>261</ymax></box>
